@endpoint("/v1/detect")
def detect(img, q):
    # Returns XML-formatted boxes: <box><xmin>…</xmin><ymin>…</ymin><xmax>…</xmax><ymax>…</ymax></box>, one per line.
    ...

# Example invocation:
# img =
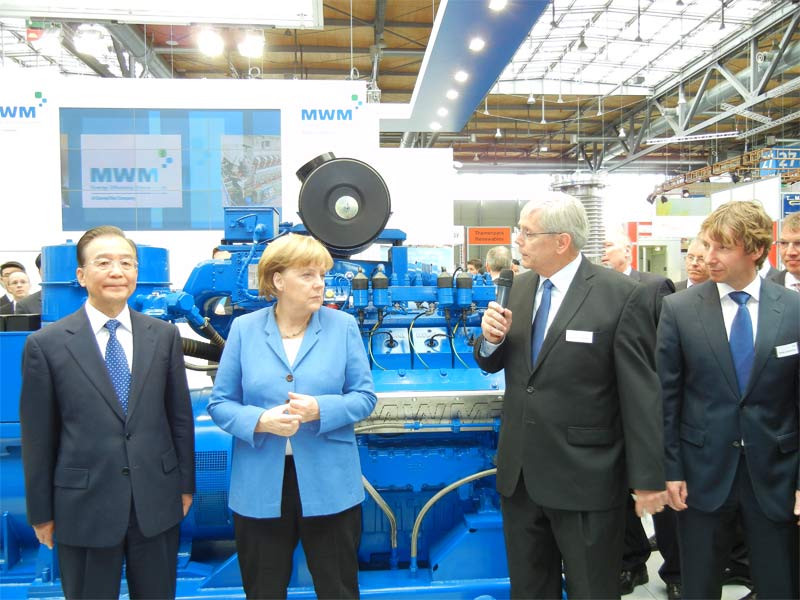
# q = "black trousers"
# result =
<box><xmin>233</xmin><ymin>456</ymin><xmax>362</xmax><ymax>600</ymax></box>
<box><xmin>57</xmin><ymin>507</ymin><xmax>180</xmax><ymax>600</ymax></box>
<box><xmin>501</xmin><ymin>474</ymin><xmax>625</xmax><ymax>600</ymax></box>
<box><xmin>678</xmin><ymin>456</ymin><xmax>799</xmax><ymax>600</ymax></box>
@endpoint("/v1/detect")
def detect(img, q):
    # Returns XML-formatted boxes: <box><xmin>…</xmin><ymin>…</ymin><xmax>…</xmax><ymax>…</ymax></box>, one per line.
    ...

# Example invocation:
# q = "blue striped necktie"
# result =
<box><xmin>104</xmin><ymin>319</ymin><xmax>130</xmax><ymax>414</ymax></box>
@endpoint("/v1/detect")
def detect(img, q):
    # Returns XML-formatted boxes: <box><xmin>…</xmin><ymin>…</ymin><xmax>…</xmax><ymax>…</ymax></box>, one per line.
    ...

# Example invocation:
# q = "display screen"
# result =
<box><xmin>60</xmin><ymin>108</ymin><xmax>281</xmax><ymax>230</ymax></box>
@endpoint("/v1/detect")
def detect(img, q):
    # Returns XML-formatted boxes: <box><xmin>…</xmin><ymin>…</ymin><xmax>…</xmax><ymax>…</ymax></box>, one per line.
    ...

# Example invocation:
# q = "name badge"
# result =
<box><xmin>775</xmin><ymin>342</ymin><xmax>799</xmax><ymax>358</ymax></box>
<box><xmin>566</xmin><ymin>329</ymin><xmax>593</xmax><ymax>344</ymax></box>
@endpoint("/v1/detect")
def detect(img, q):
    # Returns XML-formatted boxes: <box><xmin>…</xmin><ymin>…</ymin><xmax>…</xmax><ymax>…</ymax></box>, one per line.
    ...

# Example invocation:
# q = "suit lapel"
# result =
<box><xmin>515</xmin><ymin>272</ymin><xmax>538</xmax><ymax>371</ymax></box>
<box><xmin>292</xmin><ymin>310</ymin><xmax>321</xmax><ymax>368</ymax></box>
<box><xmin>533</xmin><ymin>258</ymin><xmax>592</xmax><ymax>374</ymax></box>
<box><xmin>126</xmin><ymin>311</ymin><xmax>157</xmax><ymax>420</ymax></box>
<box><xmin>747</xmin><ymin>281</ymin><xmax>784</xmax><ymax>397</ymax></box>
<box><xmin>64</xmin><ymin>309</ymin><xmax>126</xmax><ymax>422</ymax></box>
<box><xmin>696</xmin><ymin>283</ymin><xmax>740</xmax><ymax>397</ymax></box>
<box><xmin>264</xmin><ymin>307</ymin><xmax>292</xmax><ymax>370</ymax></box>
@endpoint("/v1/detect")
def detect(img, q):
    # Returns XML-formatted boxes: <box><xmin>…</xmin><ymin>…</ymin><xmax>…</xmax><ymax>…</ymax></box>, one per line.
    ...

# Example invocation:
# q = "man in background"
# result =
<box><xmin>1</xmin><ymin>260</ymin><xmax>26</xmax><ymax>315</ymax></box>
<box><xmin>485</xmin><ymin>246</ymin><xmax>512</xmax><ymax>281</ymax></box>
<box><xmin>770</xmin><ymin>211</ymin><xmax>800</xmax><ymax>290</ymax></box>
<box><xmin>603</xmin><ymin>231</ymin><xmax>676</xmax><ymax>596</ymax></box>
<box><xmin>676</xmin><ymin>238</ymin><xmax>709</xmax><ymax>291</ymax></box>
<box><xmin>466</xmin><ymin>258</ymin><xmax>484</xmax><ymax>275</ymax></box>
<box><xmin>20</xmin><ymin>225</ymin><xmax>195</xmax><ymax>599</ymax></box>
<box><xmin>16</xmin><ymin>253</ymin><xmax>42</xmax><ymax>314</ymax></box>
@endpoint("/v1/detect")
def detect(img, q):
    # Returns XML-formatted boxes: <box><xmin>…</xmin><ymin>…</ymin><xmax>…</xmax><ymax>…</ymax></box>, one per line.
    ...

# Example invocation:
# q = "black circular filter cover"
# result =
<box><xmin>296</xmin><ymin>155</ymin><xmax>391</xmax><ymax>255</ymax></box>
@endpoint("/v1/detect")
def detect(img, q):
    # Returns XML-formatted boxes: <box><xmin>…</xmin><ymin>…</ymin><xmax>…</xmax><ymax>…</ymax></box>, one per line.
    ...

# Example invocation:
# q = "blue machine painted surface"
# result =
<box><xmin>0</xmin><ymin>159</ymin><xmax>510</xmax><ymax>599</ymax></box>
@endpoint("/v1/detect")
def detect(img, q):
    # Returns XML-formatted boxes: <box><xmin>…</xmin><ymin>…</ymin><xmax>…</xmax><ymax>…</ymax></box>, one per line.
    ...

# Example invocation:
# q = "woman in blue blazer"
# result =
<box><xmin>208</xmin><ymin>234</ymin><xmax>377</xmax><ymax>599</ymax></box>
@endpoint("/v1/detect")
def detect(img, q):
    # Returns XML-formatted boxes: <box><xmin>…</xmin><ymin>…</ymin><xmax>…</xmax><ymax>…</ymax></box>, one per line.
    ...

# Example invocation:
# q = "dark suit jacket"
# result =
<box><xmin>474</xmin><ymin>256</ymin><xmax>665</xmax><ymax>511</ymax></box>
<box><xmin>15</xmin><ymin>290</ymin><xmax>41</xmax><ymax>314</ymax></box>
<box><xmin>20</xmin><ymin>307</ymin><xmax>195</xmax><ymax>547</ymax></box>
<box><xmin>629</xmin><ymin>268</ymin><xmax>675</xmax><ymax>324</ymax></box>
<box><xmin>767</xmin><ymin>269</ymin><xmax>787</xmax><ymax>286</ymax></box>
<box><xmin>0</xmin><ymin>295</ymin><xmax>13</xmax><ymax>315</ymax></box>
<box><xmin>658</xmin><ymin>279</ymin><xmax>800</xmax><ymax>521</ymax></box>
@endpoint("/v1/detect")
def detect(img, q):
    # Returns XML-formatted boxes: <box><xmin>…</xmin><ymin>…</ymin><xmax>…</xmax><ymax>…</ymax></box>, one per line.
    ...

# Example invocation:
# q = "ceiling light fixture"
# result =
<box><xmin>430</xmin><ymin>122</ymin><xmax>442</xmax><ymax>131</ymax></box>
<box><xmin>74</xmin><ymin>24</ymin><xmax>108</xmax><ymax>56</ymax></box>
<box><xmin>468</xmin><ymin>37</ymin><xmax>485</xmax><ymax>52</ymax></box>
<box><xmin>597</xmin><ymin>97</ymin><xmax>603</xmax><ymax>116</ymax></box>
<box><xmin>577</xmin><ymin>33</ymin><xmax>588</xmax><ymax>52</ymax></box>
<box><xmin>540</xmin><ymin>94</ymin><xmax>547</xmax><ymax>124</ymax></box>
<box><xmin>719</xmin><ymin>0</ymin><xmax>726</xmax><ymax>30</ymax></box>
<box><xmin>483</xmin><ymin>98</ymin><xmax>490</xmax><ymax>115</ymax></box>
<box><xmin>678</xmin><ymin>85</ymin><xmax>687</xmax><ymax>105</ymax></box>
<box><xmin>473</xmin><ymin>152</ymin><xmax>480</xmax><ymax>161</ymax></box>
<box><xmin>495</xmin><ymin>127</ymin><xmax>503</xmax><ymax>138</ymax></box>
<box><xmin>557</xmin><ymin>93</ymin><xmax>564</xmax><ymax>104</ymax></box>
<box><xmin>437</xmin><ymin>107</ymin><xmax>449</xmax><ymax>117</ymax></box>
<box><xmin>237</xmin><ymin>31</ymin><xmax>264</xmax><ymax>58</ymax></box>
<box><xmin>488</xmin><ymin>0</ymin><xmax>508</xmax><ymax>11</ymax></box>
<box><xmin>540</xmin><ymin>141</ymin><xmax>549</xmax><ymax>151</ymax></box>
<box><xmin>682</xmin><ymin>188</ymin><xmax>690</xmax><ymax>198</ymax></box>
<box><xmin>550</xmin><ymin>0</ymin><xmax>557</xmax><ymax>27</ymax></box>
<box><xmin>618</xmin><ymin>126</ymin><xmax>627</xmax><ymax>138</ymax></box>
<box><xmin>198</xmin><ymin>28</ymin><xmax>224</xmax><ymax>57</ymax></box>
<box><xmin>676</xmin><ymin>0</ymin><xmax>684</xmax><ymax>5</ymax></box>
<box><xmin>527</xmin><ymin>92</ymin><xmax>536</xmax><ymax>104</ymax></box>
<box><xmin>454</xmin><ymin>70</ymin><xmax>469</xmax><ymax>83</ymax></box>
<box><xmin>446</xmin><ymin>89</ymin><xmax>459</xmax><ymax>100</ymax></box>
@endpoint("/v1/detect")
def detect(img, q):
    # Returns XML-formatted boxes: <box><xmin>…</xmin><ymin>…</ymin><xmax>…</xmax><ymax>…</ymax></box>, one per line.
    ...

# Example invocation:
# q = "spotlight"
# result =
<box><xmin>469</xmin><ymin>37</ymin><xmax>486</xmax><ymax>52</ymax></box>
<box><xmin>660</xmin><ymin>195</ymin><xmax>668</xmax><ymax>204</ymax></box>
<box><xmin>646</xmin><ymin>194</ymin><xmax>656</xmax><ymax>205</ymax></box>
<box><xmin>527</xmin><ymin>92</ymin><xmax>536</xmax><ymax>104</ymax></box>
<box><xmin>577</xmin><ymin>33</ymin><xmax>588</xmax><ymax>52</ymax></box>
<box><xmin>682</xmin><ymin>188</ymin><xmax>690</xmax><ymax>198</ymax></box>
<box><xmin>237</xmin><ymin>31</ymin><xmax>264</xmax><ymax>58</ymax></box>
<box><xmin>473</xmin><ymin>152</ymin><xmax>480</xmax><ymax>161</ymax></box>
<box><xmin>618</xmin><ymin>126</ymin><xmax>627</xmax><ymax>138</ymax></box>
<box><xmin>198</xmin><ymin>29</ymin><xmax>224</xmax><ymax>56</ymax></box>
<box><xmin>495</xmin><ymin>127</ymin><xmax>503</xmax><ymax>138</ymax></box>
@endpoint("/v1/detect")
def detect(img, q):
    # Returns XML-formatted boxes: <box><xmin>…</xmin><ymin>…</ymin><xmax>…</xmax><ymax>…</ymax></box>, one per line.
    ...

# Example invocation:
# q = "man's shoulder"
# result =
<box><xmin>26</xmin><ymin>308</ymin><xmax>86</xmax><ymax>344</ymax></box>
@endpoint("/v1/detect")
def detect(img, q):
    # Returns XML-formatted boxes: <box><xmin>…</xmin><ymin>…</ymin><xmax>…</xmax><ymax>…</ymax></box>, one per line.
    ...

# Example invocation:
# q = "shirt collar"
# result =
<box><xmin>84</xmin><ymin>301</ymin><xmax>132</xmax><ymax>335</ymax></box>
<box><xmin>541</xmin><ymin>253</ymin><xmax>583</xmax><ymax>293</ymax></box>
<box><xmin>785</xmin><ymin>271</ymin><xmax>799</xmax><ymax>288</ymax></box>
<box><xmin>623</xmin><ymin>265</ymin><xmax>633</xmax><ymax>276</ymax></box>
<box><xmin>716</xmin><ymin>273</ymin><xmax>761</xmax><ymax>303</ymax></box>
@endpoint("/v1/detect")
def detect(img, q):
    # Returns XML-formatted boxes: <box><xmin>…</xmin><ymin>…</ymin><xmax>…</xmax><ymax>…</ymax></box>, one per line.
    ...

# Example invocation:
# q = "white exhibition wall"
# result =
<box><xmin>0</xmin><ymin>72</ymin><xmax>454</xmax><ymax>289</ymax></box>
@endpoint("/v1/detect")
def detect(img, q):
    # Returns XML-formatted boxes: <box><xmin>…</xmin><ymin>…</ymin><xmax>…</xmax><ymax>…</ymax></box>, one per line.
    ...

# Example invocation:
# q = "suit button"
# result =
<box><xmin>286</xmin><ymin>374</ymin><xmax>294</xmax><ymax>382</ymax></box>
<box><xmin>125</xmin><ymin>433</ymin><xmax>132</xmax><ymax>440</ymax></box>
<box><xmin>121</xmin><ymin>467</ymin><xmax>130</xmax><ymax>475</ymax></box>
<box><xmin>732</xmin><ymin>440</ymin><xmax>741</xmax><ymax>448</ymax></box>
<box><xmin>526</xmin><ymin>386</ymin><xmax>534</xmax><ymax>393</ymax></box>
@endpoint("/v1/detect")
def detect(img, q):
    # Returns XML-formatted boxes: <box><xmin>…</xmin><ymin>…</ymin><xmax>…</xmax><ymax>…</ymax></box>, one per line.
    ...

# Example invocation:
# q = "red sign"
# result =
<box><xmin>468</xmin><ymin>227</ymin><xmax>511</xmax><ymax>245</ymax></box>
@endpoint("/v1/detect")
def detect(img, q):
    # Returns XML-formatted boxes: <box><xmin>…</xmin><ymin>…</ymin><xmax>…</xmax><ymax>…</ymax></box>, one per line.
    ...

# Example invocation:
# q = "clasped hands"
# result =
<box><xmin>255</xmin><ymin>392</ymin><xmax>319</xmax><ymax>437</ymax></box>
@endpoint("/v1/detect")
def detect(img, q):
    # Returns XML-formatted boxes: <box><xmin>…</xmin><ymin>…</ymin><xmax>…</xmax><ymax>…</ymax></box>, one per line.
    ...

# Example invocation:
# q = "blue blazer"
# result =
<box><xmin>208</xmin><ymin>306</ymin><xmax>377</xmax><ymax>518</ymax></box>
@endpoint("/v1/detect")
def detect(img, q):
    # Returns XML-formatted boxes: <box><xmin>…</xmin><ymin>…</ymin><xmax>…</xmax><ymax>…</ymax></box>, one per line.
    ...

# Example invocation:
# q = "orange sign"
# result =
<box><xmin>468</xmin><ymin>227</ymin><xmax>511</xmax><ymax>245</ymax></box>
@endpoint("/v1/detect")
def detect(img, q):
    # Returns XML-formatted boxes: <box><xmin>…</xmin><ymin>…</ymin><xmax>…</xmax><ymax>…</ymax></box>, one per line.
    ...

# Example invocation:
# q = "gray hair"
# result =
<box><xmin>485</xmin><ymin>245</ymin><xmax>512</xmax><ymax>272</ymax></box>
<box><xmin>520</xmin><ymin>191</ymin><xmax>588</xmax><ymax>250</ymax></box>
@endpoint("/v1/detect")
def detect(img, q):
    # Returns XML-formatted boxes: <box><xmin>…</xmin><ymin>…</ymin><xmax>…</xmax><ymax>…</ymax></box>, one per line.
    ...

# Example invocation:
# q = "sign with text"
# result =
<box><xmin>783</xmin><ymin>193</ymin><xmax>800</xmax><ymax>216</ymax></box>
<box><xmin>80</xmin><ymin>134</ymin><xmax>183</xmax><ymax>208</ymax></box>
<box><xmin>468</xmin><ymin>227</ymin><xmax>511</xmax><ymax>245</ymax></box>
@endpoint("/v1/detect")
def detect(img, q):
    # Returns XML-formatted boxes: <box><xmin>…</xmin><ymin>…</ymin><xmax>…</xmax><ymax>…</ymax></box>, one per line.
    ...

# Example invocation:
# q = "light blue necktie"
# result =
<box><xmin>728</xmin><ymin>291</ymin><xmax>754</xmax><ymax>396</ymax></box>
<box><xmin>104</xmin><ymin>319</ymin><xmax>130</xmax><ymax>414</ymax></box>
<box><xmin>531</xmin><ymin>279</ymin><xmax>553</xmax><ymax>366</ymax></box>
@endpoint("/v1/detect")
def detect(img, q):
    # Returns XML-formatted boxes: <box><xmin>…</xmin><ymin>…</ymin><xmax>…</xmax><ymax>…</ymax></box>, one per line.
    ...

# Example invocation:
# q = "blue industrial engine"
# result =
<box><xmin>0</xmin><ymin>154</ymin><xmax>511</xmax><ymax>599</ymax></box>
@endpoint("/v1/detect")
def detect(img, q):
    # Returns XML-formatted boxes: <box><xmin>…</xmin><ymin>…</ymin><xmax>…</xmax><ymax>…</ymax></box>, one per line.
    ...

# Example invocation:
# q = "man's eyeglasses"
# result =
<box><xmin>85</xmin><ymin>258</ymin><xmax>138</xmax><ymax>271</ymax></box>
<box><xmin>776</xmin><ymin>240</ymin><xmax>800</xmax><ymax>251</ymax></box>
<box><xmin>517</xmin><ymin>229</ymin><xmax>561</xmax><ymax>242</ymax></box>
<box><xmin>686</xmin><ymin>254</ymin><xmax>705</xmax><ymax>265</ymax></box>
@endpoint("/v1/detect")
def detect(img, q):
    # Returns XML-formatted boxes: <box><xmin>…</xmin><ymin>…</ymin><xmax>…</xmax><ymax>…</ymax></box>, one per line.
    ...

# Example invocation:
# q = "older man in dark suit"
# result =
<box><xmin>475</xmin><ymin>192</ymin><xmax>666</xmax><ymax>599</ymax></box>
<box><xmin>658</xmin><ymin>200</ymin><xmax>800</xmax><ymax>599</ymax></box>
<box><xmin>20</xmin><ymin>225</ymin><xmax>195</xmax><ymax>599</ymax></box>
<box><xmin>770</xmin><ymin>211</ymin><xmax>800</xmax><ymax>290</ymax></box>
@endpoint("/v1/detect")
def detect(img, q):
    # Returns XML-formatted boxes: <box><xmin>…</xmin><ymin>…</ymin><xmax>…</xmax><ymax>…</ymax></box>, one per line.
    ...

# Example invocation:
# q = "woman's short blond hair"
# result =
<box><xmin>257</xmin><ymin>234</ymin><xmax>334</xmax><ymax>299</ymax></box>
<box><xmin>701</xmin><ymin>200</ymin><xmax>773</xmax><ymax>268</ymax></box>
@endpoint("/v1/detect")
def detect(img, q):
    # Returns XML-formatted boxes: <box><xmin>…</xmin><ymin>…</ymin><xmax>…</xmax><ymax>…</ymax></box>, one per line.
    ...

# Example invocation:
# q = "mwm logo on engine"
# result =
<box><xmin>0</xmin><ymin>91</ymin><xmax>47</xmax><ymax>119</ymax></box>
<box><xmin>301</xmin><ymin>93</ymin><xmax>363</xmax><ymax>121</ymax></box>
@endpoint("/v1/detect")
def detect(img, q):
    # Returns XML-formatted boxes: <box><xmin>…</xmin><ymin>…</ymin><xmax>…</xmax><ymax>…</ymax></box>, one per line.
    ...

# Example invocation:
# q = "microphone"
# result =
<box><xmin>495</xmin><ymin>269</ymin><xmax>514</xmax><ymax>309</ymax></box>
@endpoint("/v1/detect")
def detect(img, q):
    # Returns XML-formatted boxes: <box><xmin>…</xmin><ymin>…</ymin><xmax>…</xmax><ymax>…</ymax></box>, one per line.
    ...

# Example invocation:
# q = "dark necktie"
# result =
<box><xmin>104</xmin><ymin>319</ymin><xmax>130</xmax><ymax>414</ymax></box>
<box><xmin>531</xmin><ymin>279</ymin><xmax>554</xmax><ymax>366</ymax></box>
<box><xmin>728</xmin><ymin>291</ymin><xmax>754</xmax><ymax>396</ymax></box>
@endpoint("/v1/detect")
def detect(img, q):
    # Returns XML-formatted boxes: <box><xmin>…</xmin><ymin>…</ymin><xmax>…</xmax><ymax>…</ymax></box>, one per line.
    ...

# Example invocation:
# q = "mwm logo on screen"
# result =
<box><xmin>0</xmin><ymin>91</ymin><xmax>47</xmax><ymax>119</ymax></box>
<box><xmin>90</xmin><ymin>168</ymin><xmax>160</xmax><ymax>183</ymax></box>
<box><xmin>301</xmin><ymin>93</ymin><xmax>363</xmax><ymax>121</ymax></box>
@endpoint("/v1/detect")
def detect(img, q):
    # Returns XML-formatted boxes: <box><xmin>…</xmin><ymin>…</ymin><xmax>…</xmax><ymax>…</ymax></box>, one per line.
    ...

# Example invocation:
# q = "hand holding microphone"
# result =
<box><xmin>481</xmin><ymin>269</ymin><xmax>514</xmax><ymax>343</ymax></box>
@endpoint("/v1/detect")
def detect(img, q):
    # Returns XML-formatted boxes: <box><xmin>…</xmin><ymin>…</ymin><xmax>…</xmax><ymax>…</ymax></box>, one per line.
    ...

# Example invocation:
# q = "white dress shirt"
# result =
<box><xmin>784</xmin><ymin>270</ymin><xmax>799</xmax><ymax>291</ymax></box>
<box><xmin>716</xmin><ymin>275</ymin><xmax>760</xmax><ymax>344</ymax></box>
<box><xmin>84</xmin><ymin>302</ymin><xmax>134</xmax><ymax>370</ymax></box>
